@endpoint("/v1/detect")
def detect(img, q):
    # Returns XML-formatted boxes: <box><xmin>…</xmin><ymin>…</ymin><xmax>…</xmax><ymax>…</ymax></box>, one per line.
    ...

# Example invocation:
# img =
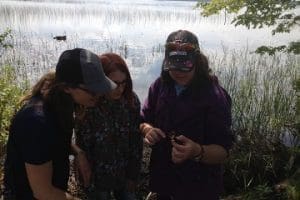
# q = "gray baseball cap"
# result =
<box><xmin>56</xmin><ymin>48</ymin><xmax>116</xmax><ymax>94</ymax></box>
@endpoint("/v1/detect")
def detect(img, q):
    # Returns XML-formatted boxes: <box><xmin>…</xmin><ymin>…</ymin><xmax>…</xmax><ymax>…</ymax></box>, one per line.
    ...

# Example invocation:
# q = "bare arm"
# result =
<box><xmin>25</xmin><ymin>161</ymin><xmax>77</xmax><ymax>200</ymax></box>
<box><xmin>71</xmin><ymin>143</ymin><xmax>91</xmax><ymax>187</ymax></box>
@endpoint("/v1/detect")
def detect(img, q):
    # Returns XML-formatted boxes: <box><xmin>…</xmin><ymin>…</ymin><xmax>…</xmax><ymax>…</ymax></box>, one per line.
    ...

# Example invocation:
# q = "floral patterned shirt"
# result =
<box><xmin>75</xmin><ymin>93</ymin><xmax>143</xmax><ymax>190</ymax></box>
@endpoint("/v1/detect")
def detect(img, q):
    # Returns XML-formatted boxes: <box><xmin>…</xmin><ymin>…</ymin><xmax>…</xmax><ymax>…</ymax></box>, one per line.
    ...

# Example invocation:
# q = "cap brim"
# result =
<box><xmin>164</xmin><ymin>60</ymin><xmax>194</xmax><ymax>72</ymax></box>
<box><xmin>164</xmin><ymin>52</ymin><xmax>194</xmax><ymax>72</ymax></box>
<box><xmin>164</xmin><ymin>60</ymin><xmax>186</xmax><ymax>70</ymax></box>
<box><xmin>86</xmin><ymin>76</ymin><xmax>117</xmax><ymax>94</ymax></box>
<box><xmin>169</xmin><ymin>61</ymin><xmax>185</xmax><ymax>69</ymax></box>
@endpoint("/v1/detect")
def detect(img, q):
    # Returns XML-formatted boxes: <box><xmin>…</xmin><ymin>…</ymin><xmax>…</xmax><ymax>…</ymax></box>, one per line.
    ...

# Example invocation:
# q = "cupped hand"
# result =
<box><xmin>171</xmin><ymin>135</ymin><xmax>200</xmax><ymax>164</ymax></box>
<box><xmin>141</xmin><ymin>123</ymin><xmax>166</xmax><ymax>145</ymax></box>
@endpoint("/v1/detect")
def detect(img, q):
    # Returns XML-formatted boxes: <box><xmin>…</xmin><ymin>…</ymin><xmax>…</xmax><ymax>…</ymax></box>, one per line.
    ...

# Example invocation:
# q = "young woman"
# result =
<box><xmin>140</xmin><ymin>30</ymin><xmax>234</xmax><ymax>200</ymax></box>
<box><xmin>3</xmin><ymin>48</ymin><xmax>116</xmax><ymax>200</ymax></box>
<box><xmin>75</xmin><ymin>53</ymin><xmax>143</xmax><ymax>200</ymax></box>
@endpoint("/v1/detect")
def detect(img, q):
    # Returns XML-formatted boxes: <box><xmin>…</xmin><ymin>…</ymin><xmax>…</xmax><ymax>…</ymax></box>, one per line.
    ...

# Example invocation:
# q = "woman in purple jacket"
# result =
<box><xmin>140</xmin><ymin>30</ymin><xmax>234</xmax><ymax>200</ymax></box>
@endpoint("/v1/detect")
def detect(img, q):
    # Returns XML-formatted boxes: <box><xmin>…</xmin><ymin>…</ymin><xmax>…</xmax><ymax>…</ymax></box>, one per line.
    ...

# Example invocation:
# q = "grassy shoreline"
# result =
<box><xmin>0</xmin><ymin>50</ymin><xmax>299</xmax><ymax>199</ymax></box>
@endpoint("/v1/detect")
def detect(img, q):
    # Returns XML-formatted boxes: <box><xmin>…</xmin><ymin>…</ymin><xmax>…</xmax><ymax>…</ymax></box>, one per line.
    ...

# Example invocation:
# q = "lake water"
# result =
<box><xmin>0</xmin><ymin>0</ymin><xmax>299</xmax><ymax>102</ymax></box>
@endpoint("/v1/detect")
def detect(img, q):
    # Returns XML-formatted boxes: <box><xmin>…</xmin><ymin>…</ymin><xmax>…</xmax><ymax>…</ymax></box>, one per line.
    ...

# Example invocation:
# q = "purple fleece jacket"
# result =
<box><xmin>141</xmin><ymin>77</ymin><xmax>233</xmax><ymax>199</ymax></box>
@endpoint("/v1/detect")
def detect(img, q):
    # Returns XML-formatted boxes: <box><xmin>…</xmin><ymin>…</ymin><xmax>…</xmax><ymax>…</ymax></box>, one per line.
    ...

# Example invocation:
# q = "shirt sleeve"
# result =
<box><xmin>204</xmin><ymin>86</ymin><xmax>234</xmax><ymax>151</ymax></box>
<box><xmin>15</xmin><ymin>114</ymin><xmax>53</xmax><ymax>165</ymax></box>
<box><xmin>141</xmin><ymin>78</ymin><xmax>160</xmax><ymax>124</ymax></box>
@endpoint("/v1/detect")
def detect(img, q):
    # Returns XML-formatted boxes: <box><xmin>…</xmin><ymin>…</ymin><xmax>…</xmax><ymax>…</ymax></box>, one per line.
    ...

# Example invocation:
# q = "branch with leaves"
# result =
<box><xmin>196</xmin><ymin>0</ymin><xmax>300</xmax><ymax>54</ymax></box>
<box><xmin>0</xmin><ymin>28</ymin><xmax>13</xmax><ymax>51</ymax></box>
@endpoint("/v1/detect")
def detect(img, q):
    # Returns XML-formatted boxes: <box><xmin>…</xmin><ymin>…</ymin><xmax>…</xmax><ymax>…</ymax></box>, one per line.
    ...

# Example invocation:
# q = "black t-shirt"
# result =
<box><xmin>3</xmin><ymin>97</ymin><xmax>71</xmax><ymax>199</ymax></box>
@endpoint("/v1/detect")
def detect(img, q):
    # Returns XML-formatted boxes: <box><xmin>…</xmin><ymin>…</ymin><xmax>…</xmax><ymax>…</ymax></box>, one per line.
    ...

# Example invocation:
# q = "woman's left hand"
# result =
<box><xmin>171</xmin><ymin>135</ymin><xmax>200</xmax><ymax>164</ymax></box>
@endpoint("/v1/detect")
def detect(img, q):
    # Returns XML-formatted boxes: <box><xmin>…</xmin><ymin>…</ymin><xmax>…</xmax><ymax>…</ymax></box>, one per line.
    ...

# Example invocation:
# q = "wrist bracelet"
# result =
<box><xmin>194</xmin><ymin>144</ymin><xmax>204</xmax><ymax>162</ymax></box>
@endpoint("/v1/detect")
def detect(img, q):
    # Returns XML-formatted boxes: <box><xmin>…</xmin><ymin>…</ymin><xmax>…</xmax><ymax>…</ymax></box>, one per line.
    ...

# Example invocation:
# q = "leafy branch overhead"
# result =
<box><xmin>196</xmin><ymin>0</ymin><xmax>300</xmax><ymax>55</ymax></box>
<box><xmin>0</xmin><ymin>29</ymin><xmax>13</xmax><ymax>50</ymax></box>
<box><xmin>0</xmin><ymin>28</ymin><xmax>13</xmax><ymax>58</ymax></box>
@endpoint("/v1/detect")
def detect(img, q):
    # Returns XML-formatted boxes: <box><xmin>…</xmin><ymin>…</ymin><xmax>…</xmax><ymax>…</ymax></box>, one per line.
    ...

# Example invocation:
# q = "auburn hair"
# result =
<box><xmin>99</xmin><ymin>53</ymin><xmax>136</xmax><ymax>109</ymax></box>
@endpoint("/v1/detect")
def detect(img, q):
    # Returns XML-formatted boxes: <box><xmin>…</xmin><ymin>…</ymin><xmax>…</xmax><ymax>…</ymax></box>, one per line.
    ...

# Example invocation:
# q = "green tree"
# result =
<box><xmin>0</xmin><ymin>28</ymin><xmax>13</xmax><ymax>52</ymax></box>
<box><xmin>196</xmin><ymin>0</ymin><xmax>300</xmax><ymax>55</ymax></box>
<box><xmin>0</xmin><ymin>29</ymin><xmax>26</xmax><ymax>158</ymax></box>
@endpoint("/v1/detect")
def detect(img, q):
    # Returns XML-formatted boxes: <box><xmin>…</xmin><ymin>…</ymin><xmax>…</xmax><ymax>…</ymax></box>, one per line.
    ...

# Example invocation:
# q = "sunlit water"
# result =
<box><xmin>0</xmin><ymin>0</ymin><xmax>299</xmax><ymax>102</ymax></box>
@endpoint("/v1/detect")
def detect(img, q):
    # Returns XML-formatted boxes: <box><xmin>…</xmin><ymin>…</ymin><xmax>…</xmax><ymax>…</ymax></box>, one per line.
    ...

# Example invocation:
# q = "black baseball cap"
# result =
<box><xmin>56</xmin><ymin>48</ymin><xmax>116</xmax><ymax>93</ymax></box>
<box><xmin>163</xmin><ymin>30</ymin><xmax>199</xmax><ymax>72</ymax></box>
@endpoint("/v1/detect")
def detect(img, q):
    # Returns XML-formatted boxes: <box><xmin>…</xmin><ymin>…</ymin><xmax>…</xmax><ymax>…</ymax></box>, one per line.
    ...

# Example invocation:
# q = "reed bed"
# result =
<box><xmin>0</xmin><ymin>1</ymin><xmax>229</xmax><ymax>29</ymax></box>
<box><xmin>212</xmin><ymin>51</ymin><xmax>298</xmax><ymax>140</ymax></box>
<box><xmin>209</xmin><ymin>50</ymin><xmax>299</xmax><ymax>198</ymax></box>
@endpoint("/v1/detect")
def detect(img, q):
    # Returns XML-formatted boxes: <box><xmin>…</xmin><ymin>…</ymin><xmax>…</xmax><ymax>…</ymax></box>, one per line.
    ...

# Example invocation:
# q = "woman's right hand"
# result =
<box><xmin>140</xmin><ymin>123</ymin><xmax>166</xmax><ymax>145</ymax></box>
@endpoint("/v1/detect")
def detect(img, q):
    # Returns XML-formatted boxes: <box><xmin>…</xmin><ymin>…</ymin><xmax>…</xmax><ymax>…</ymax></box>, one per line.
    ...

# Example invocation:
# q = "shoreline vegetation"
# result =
<box><xmin>0</xmin><ymin>29</ymin><xmax>299</xmax><ymax>199</ymax></box>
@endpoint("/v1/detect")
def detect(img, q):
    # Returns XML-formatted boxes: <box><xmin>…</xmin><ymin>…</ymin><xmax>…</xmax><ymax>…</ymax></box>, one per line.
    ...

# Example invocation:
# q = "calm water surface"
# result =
<box><xmin>0</xmin><ymin>0</ymin><xmax>299</xmax><ymax>101</ymax></box>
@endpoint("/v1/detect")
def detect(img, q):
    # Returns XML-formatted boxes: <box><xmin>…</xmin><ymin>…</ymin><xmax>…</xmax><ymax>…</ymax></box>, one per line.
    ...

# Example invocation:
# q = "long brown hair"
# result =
<box><xmin>16</xmin><ymin>70</ymin><xmax>74</xmax><ymax>136</ymax></box>
<box><xmin>99</xmin><ymin>53</ymin><xmax>136</xmax><ymax>109</ymax></box>
<box><xmin>44</xmin><ymin>82</ymin><xmax>74</xmax><ymax>136</ymax></box>
<box><xmin>19</xmin><ymin>71</ymin><xmax>55</xmax><ymax>105</ymax></box>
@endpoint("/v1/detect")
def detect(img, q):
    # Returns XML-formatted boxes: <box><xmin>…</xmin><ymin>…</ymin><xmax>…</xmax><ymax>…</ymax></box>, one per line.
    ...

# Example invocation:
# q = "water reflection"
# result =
<box><xmin>0</xmin><ymin>0</ymin><xmax>299</xmax><ymax>102</ymax></box>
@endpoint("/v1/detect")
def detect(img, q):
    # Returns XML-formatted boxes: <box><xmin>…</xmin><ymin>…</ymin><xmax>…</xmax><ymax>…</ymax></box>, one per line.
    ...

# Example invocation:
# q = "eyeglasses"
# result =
<box><xmin>113</xmin><ymin>80</ymin><xmax>127</xmax><ymax>88</ymax></box>
<box><xmin>165</xmin><ymin>42</ymin><xmax>198</xmax><ymax>52</ymax></box>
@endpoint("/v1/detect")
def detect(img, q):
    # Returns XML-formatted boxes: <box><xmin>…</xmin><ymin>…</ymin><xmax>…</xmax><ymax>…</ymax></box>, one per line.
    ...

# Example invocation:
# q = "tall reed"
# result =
<box><xmin>210</xmin><ymin>49</ymin><xmax>299</xmax><ymax>197</ymax></box>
